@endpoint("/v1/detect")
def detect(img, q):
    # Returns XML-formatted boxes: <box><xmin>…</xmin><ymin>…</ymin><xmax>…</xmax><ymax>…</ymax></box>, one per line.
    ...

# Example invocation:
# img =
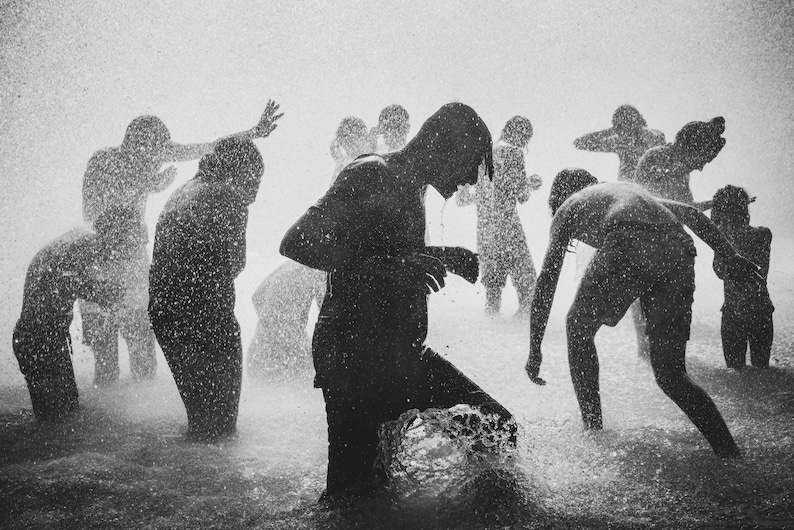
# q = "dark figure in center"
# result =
<box><xmin>149</xmin><ymin>137</ymin><xmax>266</xmax><ymax>441</ymax></box>
<box><xmin>280</xmin><ymin>102</ymin><xmax>517</xmax><ymax>498</ymax></box>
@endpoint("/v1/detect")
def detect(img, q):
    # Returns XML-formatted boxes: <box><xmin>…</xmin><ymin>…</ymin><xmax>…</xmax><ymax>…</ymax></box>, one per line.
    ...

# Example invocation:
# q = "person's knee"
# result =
<box><xmin>566</xmin><ymin>308</ymin><xmax>598</xmax><ymax>345</ymax></box>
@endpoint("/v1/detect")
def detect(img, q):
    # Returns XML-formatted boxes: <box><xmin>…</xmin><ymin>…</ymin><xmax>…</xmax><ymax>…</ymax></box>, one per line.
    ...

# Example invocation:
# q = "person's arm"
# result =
<box><xmin>163</xmin><ymin>100</ymin><xmax>283</xmax><ymax>163</ymax></box>
<box><xmin>280</xmin><ymin>171</ymin><xmax>446</xmax><ymax>293</ymax></box>
<box><xmin>573</xmin><ymin>128</ymin><xmax>620</xmax><ymax>153</ymax></box>
<box><xmin>525</xmin><ymin>227</ymin><xmax>568</xmax><ymax>385</ymax></box>
<box><xmin>660</xmin><ymin>199</ymin><xmax>762</xmax><ymax>281</ymax></box>
<box><xmin>423</xmin><ymin>246</ymin><xmax>478</xmax><ymax>283</ymax></box>
<box><xmin>502</xmin><ymin>147</ymin><xmax>531</xmax><ymax>204</ymax></box>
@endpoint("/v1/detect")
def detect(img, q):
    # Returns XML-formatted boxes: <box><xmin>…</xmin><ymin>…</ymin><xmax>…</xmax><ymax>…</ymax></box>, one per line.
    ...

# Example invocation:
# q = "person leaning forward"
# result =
<box><xmin>280</xmin><ymin>102</ymin><xmax>517</xmax><ymax>499</ymax></box>
<box><xmin>525</xmin><ymin>168</ymin><xmax>761</xmax><ymax>458</ymax></box>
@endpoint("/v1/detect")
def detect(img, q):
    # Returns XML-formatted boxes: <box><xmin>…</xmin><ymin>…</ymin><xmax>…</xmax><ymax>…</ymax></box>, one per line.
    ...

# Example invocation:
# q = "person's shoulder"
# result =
<box><xmin>749</xmin><ymin>225</ymin><xmax>773</xmax><ymax>242</ymax></box>
<box><xmin>332</xmin><ymin>154</ymin><xmax>390</xmax><ymax>189</ymax></box>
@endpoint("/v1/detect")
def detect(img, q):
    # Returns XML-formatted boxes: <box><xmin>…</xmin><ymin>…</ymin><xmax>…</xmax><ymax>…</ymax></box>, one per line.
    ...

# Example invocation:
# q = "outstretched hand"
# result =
<box><xmin>252</xmin><ymin>100</ymin><xmax>283</xmax><ymax>139</ymax></box>
<box><xmin>525</xmin><ymin>352</ymin><xmax>546</xmax><ymax>386</ymax></box>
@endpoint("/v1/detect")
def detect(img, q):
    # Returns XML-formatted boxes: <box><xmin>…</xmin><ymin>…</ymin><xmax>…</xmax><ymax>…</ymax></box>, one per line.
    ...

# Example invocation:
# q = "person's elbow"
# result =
<box><xmin>279</xmin><ymin>225</ymin><xmax>303</xmax><ymax>261</ymax></box>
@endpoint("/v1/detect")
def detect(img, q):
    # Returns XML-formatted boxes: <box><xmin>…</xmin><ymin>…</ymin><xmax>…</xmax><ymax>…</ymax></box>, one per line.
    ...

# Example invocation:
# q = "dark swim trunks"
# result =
<box><xmin>572</xmin><ymin>222</ymin><xmax>697</xmax><ymax>341</ymax></box>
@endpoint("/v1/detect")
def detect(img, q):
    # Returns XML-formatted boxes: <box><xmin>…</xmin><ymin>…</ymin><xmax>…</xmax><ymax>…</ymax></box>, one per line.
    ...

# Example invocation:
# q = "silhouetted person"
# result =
<box><xmin>281</xmin><ymin>102</ymin><xmax>516</xmax><ymax>498</ymax></box>
<box><xmin>624</xmin><ymin>117</ymin><xmax>727</xmax><ymax>358</ymax></box>
<box><xmin>525</xmin><ymin>169</ymin><xmax>761</xmax><ymax>458</ymax></box>
<box><xmin>81</xmin><ymin>101</ymin><xmax>282</xmax><ymax>386</ymax></box>
<box><xmin>574</xmin><ymin>104</ymin><xmax>666</xmax><ymax>182</ymax></box>
<box><xmin>372</xmin><ymin>104</ymin><xmax>411</xmax><ymax>152</ymax></box>
<box><xmin>148</xmin><ymin>137</ymin><xmax>266</xmax><ymax>442</ymax></box>
<box><xmin>12</xmin><ymin>209</ymin><xmax>141</xmax><ymax>421</ymax></box>
<box><xmin>330</xmin><ymin>116</ymin><xmax>375</xmax><ymax>183</ymax></box>
<box><xmin>457</xmin><ymin>116</ymin><xmax>542</xmax><ymax>316</ymax></box>
<box><xmin>634</xmin><ymin>117</ymin><xmax>725</xmax><ymax>209</ymax></box>
<box><xmin>246</xmin><ymin>260</ymin><xmax>325</xmax><ymax>381</ymax></box>
<box><xmin>711</xmin><ymin>185</ymin><xmax>774</xmax><ymax>369</ymax></box>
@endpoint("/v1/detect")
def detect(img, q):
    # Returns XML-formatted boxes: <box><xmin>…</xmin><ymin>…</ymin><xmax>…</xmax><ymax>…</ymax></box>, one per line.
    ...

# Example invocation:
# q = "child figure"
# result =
<box><xmin>711</xmin><ymin>185</ymin><xmax>774</xmax><ymax>369</ymax></box>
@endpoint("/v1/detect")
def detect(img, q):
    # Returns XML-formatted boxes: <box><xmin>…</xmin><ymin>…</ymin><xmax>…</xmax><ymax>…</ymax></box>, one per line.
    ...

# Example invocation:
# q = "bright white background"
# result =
<box><xmin>1</xmin><ymin>1</ymin><xmax>792</xmax><ymax>382</ymax></box>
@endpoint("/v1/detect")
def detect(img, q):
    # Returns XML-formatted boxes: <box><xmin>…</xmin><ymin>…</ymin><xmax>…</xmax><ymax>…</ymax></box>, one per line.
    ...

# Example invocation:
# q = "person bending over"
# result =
<box><xmin>525</xmin><ymin>168</ymin><xmax>760</xmax><ymax>458</ymax></box>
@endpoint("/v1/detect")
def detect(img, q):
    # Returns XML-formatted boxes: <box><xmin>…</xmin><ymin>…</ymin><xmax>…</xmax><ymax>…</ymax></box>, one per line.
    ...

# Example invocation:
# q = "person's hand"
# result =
<box><xmin>403</xmin><ymin>253</ymin><xmax>447</xmax><ymax>294</ymax></box>
<box><xmin>156</xmin><ymin>165</ymin><xmax>178</xmax><ymax>189</ymax></box>
<box><xmin>251</xmin><ymin>100</ymin><xmax>283</xmax><ymax>139</ymax></box>
<box><xmin>440</xmin><ymin>246</ymin><xmax>479</xmax><ymax>284</ymax></box>
<box><xmin>525</xmin><ymin>350</ymin><xmax>546</xmax><ymax>386</ymax></box>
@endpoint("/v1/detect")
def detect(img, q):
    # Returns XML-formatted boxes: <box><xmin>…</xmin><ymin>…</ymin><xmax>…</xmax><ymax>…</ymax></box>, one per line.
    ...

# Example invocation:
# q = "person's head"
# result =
<box><xmin>198</xmin><ymin>138</ymin><xmax>264</xmax><ymax>204</ymax></box>
<box><xmin>122</xmin><ymin>115</ymin><xmax>172</xmax><ymax>155</ymax></box>
<box><xmin>674</xmin><ymin>117</ymin><xmax>726</xmax><ymax>171</ymax></box>
<box><xmin>373</xmin><ymin>104</ymin><xmax>410</xmax><ymax>149</ymax></box>
<box><xmin>611</xmin><ymin>104</ymin><xmax>647</xmax><ymax>133</ymax></box>
<box><xmin>336</xmin><ymin>116</ymin><xmax>373</xmax><ymax>159</ymax></box>
<box><xmin>548</xmin><ymin>167</ymin><xmax>599</xmax><ymax>216</ymax></box>
<box><xmin>501</xmin><ymin>116</ymin><xmax>533</xmax><ymax>149</ymax></box>
<box><xmin>409</xmin><ymin>102</ymin><xmax>494</xmax><ymax>199</ymax></box>
<box><xmin>711</xmin><ymin>184</ymin><xmax>754</xmax><ymax>228</ymax></box>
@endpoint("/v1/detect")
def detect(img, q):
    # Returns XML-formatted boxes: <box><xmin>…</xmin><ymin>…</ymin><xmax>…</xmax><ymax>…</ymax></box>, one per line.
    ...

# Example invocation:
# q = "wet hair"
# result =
<box><xmin>548</xmin><ymin>167</ymin><xmax>599</xmax><ymax>215</ymax></box>
<box><xmin>122</xmin><ymin>115</ymin><xmax>171</xmax><ymax>152</ymax></box>
<box><xmin>375</xmin><ymin>104</ymin><xmax>410</xmax><ymax>136</ymax></box>
<box><xmin>501</xmin><ymin>116</ymin><xmax>533</xmax><ymax>148</ymax></box>
<box><xmin>198</xmin><ymin>138</ymin><xmax>264</xmax><ymax>201</ymax></box>
<box><xmin>674</xmin><ymin>117</ymin><xmax>726</xmax><ymax>158</ymax></box>
<box><xmin>336</xmin><ymin>116</ymin><xmax>373</xmax><ymax>158</ymax></box>
<box><xmin>711</xmin><ymin>184</ymin><xmax>753</xmax><ymax>227</ymax></box>
<box><xmin>414</xmin><ymin>102</ymin><xmax>494</xmax><ymax>180</ymax></box>
<box><xmin>612</xmin><ymin>105</ymin><xmax>647</xmax><ymax>131</ymax></box>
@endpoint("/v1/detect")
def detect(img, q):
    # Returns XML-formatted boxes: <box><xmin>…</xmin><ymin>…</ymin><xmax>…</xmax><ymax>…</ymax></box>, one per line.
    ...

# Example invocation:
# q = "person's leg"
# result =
<box><xmin>81</xmin><ymin>301</ymin><xmax>120</xmax><ymax>386</ymax></box>
<box><xmin>565</xmin><ymin>308</ymin><xmax>603</xmax><ymax>430</ymax></box>
<box><xmin>749</xmin><ymin>311</ymin><xmax>773</xmax><ymax>368</ymax></box>
<box><xmin>720</xmin><ymin>311</ymin><xmax>748</xmax><ymax>369</ymax></box>
<box><xmin>420</xmin><ymin>348</ymin><xmax>515</xmax><ymax>437</ymax></box>
<box><xmin>511</xmin><ymin>234</ymin><xmax>537</xmax><ymax>316</ymax></box>
<box><xmin>14</xmin><ymin>323</ymin><xmax>80</xmax><ymax>420</ymax></box>
<box><xmin>480</xmin><ymin>249</ymin><xmax>507</xmax><ymax>315</ymax></box>
<box><xmin>121</xmin><ymin>306</ymin><xmax>157</xmax><ymax>380</ymax></box>
<box><xmin>649</xmin><ymin>336</ymin><xmax>739</xmax><ymax>457</ymax></box>
<box><xmin>322</xmin><ymin>387</ymin><xmax>383</xmax><ymax>496</ymax></box>
<box><xmin>629</xmin><ymin>299</ymin><xmax>651</xmax><ymax>359</ymax></box>
<box><xmin>183</xmin><ymin>316</ymin><xmax>243</xmax><ymax>440</ymax></box>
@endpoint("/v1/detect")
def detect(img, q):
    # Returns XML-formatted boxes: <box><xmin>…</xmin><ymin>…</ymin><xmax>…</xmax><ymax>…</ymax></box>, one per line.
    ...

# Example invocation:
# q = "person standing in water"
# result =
<box><xmin>457</xmin><ymin>115</ymin><xmax>542</xmax><ymax>316</ymax></box>
<box><xmin>148</xmin><ymin>137</ymin><xmax>267</xmax><ymax>442</ymax></box>
<box><xmin>81</xmin><ymin>101</ymin><xmax>282</xmax><ymax>386</ymax></box>
<box><xmin>711</xmin><ymin>185</ymin><xmax>774</xmax><ymax>370</ymax></box>
<box><xmin>13</xmin><ymin>208</ymin><xmax>140</xmax><ymax>420</ymax></box>
<box><xmin>281</xmin><ymin>102</ymin><xmax>516</xmax><ymax>499</ymax></box>
<box><xmin>525</xmin><ymin>168</ymin><xmax>761</xmax><ymax>458</ymax></box>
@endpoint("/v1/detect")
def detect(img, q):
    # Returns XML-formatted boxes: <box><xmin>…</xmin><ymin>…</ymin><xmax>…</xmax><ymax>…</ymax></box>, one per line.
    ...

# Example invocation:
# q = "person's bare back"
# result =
<box><xmin>552</xmin><ymin>182</ymin><xmax>679</xmax><ymax>249</ymax></box>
